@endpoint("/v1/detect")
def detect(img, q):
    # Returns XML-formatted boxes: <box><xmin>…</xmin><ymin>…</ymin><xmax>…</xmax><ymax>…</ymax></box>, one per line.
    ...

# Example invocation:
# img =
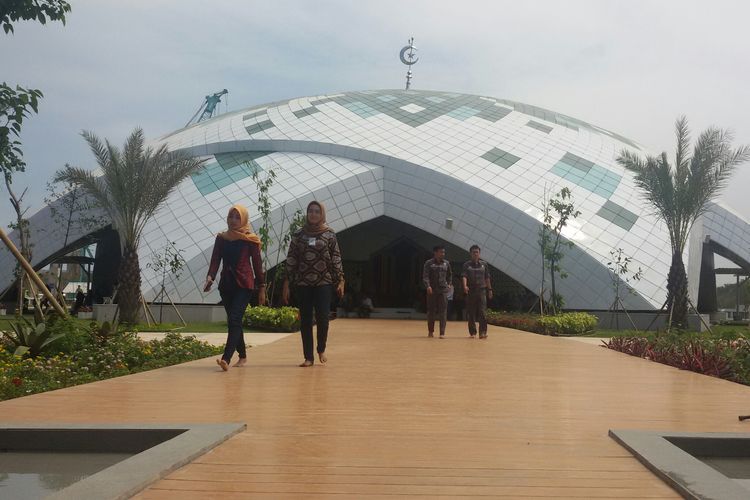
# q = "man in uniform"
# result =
<box><xmin>422</xmin><ymin>245</ymin><xmax>453</xmax><ymax>338</ymax></box>
<box><xmin>462</xmin><ymin>245</ymin><xmax>493</xmax><ymax>339</ymax></box>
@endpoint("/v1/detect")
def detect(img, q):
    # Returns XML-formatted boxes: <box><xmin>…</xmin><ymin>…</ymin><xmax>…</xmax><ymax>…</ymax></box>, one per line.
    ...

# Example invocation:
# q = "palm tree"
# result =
<box><xmin>617</xmin><ymin>117</ymin><xmax>749</xmax><ymax>328</ymax></box>
<box><xmin>56</xmin><ymin>128</ymin><xmax>205</xmax><ymax>324</ymax></box>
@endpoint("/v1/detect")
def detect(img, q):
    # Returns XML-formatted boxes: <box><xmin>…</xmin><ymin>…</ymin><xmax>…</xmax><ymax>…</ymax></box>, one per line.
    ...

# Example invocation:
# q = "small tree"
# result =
<box><xmin>617</xmin><ymin>117</ymin><xmax>749</xmax><ymax>328</ymax></box>
<box><xmin>44</xmin><ymin>175</ymin><xmax>107</xmax><ymax>293</ymax></box>
<box><xmin>0</xmin><ymin>0</ymin><xmax>70</xmax><ymax>316</ymax></box>
<box><xmin>249</xmin><ymin>167</ymin><xmax>307</xmax><ymax>305</ymax></box>
<box><xmin>252</xmin><ymin>167</ymin><xmax>277</xmax><ymax>303</ymax></box>
<box><xmin>538</xmin><ymin>187</ymin><xmax>580</xmax><ymax>315</ymax></box>
<box><xmin>146</xmin><ymin>241</ymin><xmax>186</xmax><ymax>324</ymax></box>
<box><xmin>1</xmin><ymin>84</ymin><xmax>42</xmax><ymax>315</ymax></box>
<box><xmin>268</xmin><ymin>207</ymin><xmax>305</xmax><ymax>304</ymax></box>
<box><xmin>56</xmin><ymin>128</ymin><xmax>206</xmax><ymax>324</ymax></box>
<box><xmin>606</xmin><ymin>247</ymin><xmax>642</xmax><ymax>330</ymax></box>
<box><xmin>5</xmin><ymin>183</ymin><xmax>32</xmax><ymax>314</ymax></box>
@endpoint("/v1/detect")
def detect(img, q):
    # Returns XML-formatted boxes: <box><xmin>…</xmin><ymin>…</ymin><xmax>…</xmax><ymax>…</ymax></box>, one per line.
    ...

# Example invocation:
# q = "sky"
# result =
<box><xmin>3</xmin><ymin>0</ymin><xmax>750</xmax><ymax>224</ymax></box>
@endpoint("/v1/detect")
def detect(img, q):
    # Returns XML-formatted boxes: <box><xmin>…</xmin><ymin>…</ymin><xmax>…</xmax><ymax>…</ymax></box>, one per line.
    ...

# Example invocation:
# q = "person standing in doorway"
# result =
<box><xmin>462</xmin><ymin>245</ymin><xmax>493</xmax><ymax>339</ymax></box>
<box><xmin>204</xmin><ymin>204</ymin><xmax>265</xmax><ymax>371</ymax></box>
<box><xmin>423</xmin><ymin>245</ymin><xmax>453</xmax><ymax>338</ymax></box>
<box><xmin>282</xmin><ymin>201</ymin><xmax>345</xmax><ymax>367</ymax></box>
<box><xmin>73</xmin><ymin>286</ymin><xmax>85</xmax><ymax>314</ymax></box>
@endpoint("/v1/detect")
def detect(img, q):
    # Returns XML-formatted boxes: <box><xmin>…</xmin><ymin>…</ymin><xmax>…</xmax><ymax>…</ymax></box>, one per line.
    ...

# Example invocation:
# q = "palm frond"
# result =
<box><xmin>674</xmin><ymin>116</ymin><xmax>691</xmax><ymax>171</ymax></box>
<box><xmin>54</xmin><ymin>165</ymin><xmax>111</xmax><ymax>218</ymax></box>
<box><xmin>123</xmin><ymin>128</ymin><xmax>145</xmax><ymax>169</ymax></box>
<box><xmin>81</xmin><ymin>130</ymin><xmax>110</xmax><ymax>170</ymax></box>
<box><xmin>623</xmin><ymin>117</ymin><xmax>749</xmax><ymax>254</ymax></box>
<box><xmin>617</xmin><ymin>116</ymin><xmax>748</xmax><ymax>327</ymax></box>
<box><xmin>618</xmin><ymin>149</ymin><xmax>674</xmax><ymax>221</ymax></box>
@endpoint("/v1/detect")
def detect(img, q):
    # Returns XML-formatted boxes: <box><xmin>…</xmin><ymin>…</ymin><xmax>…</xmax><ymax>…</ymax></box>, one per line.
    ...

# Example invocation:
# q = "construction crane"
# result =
<box><xmin>185</xmin><ymin>89</ymin><xmax>228</xmax><ymax>127</ymax></box>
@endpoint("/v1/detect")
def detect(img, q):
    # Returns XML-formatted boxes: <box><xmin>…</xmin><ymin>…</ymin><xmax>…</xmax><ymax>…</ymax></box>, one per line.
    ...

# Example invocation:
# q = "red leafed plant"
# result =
<box><xmin>604</xmin><ymin>335</ymin><xmax>742</xmax><ymax>384</ymax></box>
<box><xmin>603</xmin><ymin>336</ymin><xmax>650</xmax><ymax>357</ymax></box>
<box><xmin>673</xmin><ymin>340</ymin><xmax>734</xmax><ymax>379</ymax></box>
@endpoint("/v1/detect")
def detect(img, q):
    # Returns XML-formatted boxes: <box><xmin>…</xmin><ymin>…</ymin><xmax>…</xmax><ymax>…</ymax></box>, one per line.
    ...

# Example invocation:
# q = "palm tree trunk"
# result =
<box><xmin>667</xmin><ymin>251</ymin><xmax>689</xmax><ymax>328</ymax></box>
<box><xmin>118</xmin><ymin>243</ymin><xmax>142</xmax><ymax>324</ymax></box>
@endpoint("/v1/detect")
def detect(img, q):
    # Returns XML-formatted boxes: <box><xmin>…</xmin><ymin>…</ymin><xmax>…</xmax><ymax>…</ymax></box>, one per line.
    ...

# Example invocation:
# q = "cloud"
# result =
<box><xmin>1</xmin><ymin>0</ymin><xmax>749</xmax><ymax>222</ymax></box>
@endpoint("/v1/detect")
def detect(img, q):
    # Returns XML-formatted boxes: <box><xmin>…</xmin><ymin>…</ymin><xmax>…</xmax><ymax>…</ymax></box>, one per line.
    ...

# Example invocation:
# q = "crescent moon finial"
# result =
<box><xmin>400</xmin><ymin>37</ymin><xmax>419</xmax><ymax>90</ymax></box>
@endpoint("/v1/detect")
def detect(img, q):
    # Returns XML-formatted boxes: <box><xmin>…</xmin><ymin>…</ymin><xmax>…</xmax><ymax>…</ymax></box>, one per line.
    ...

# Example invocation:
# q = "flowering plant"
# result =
<box><xmin>244</xmin><ymin>306</ymin><xmax>300</xmax><ymax>332</ymax></box>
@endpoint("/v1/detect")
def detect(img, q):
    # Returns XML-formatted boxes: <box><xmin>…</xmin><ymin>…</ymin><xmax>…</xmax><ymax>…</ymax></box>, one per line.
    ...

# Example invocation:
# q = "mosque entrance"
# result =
<box><xmin>336</xmin><ymin>216</ymin><xmax>536</xmax><ymax>311</ymax></box>
<box><xmin>342</xmin><ymin>237</ymin><xmax>431</xmax><ymax>308</ymax></box>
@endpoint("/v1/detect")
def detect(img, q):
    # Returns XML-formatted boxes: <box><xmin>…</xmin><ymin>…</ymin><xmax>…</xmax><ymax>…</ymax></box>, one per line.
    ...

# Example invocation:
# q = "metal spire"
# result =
<box><xmin>399</xmin><ymin>37</ymin><xmax>419</xmax><ymax>90</ymax></box>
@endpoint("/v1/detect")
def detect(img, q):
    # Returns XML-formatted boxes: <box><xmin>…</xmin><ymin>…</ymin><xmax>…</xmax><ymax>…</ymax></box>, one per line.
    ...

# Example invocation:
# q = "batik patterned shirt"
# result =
<box><xmin>286</xmin><ymin>229</ymin><xmax>344</xmax><ymax>286</ymax></box>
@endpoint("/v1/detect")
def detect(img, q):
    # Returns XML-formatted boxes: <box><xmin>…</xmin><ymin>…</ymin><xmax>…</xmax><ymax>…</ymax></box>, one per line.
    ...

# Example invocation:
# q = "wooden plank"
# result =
<box><xmin>4</xmin><ymin>319</ymin><xmax>750</xmax><ymax>498</ymax></box>
<box><xmin>147</xmin><ymin>478</ymin><xmax>675</xmax><ymax>497</ymax></box>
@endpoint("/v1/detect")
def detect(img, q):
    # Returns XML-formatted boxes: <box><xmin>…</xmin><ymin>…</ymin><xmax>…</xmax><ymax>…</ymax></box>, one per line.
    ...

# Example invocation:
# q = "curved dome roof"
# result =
<box><xmin>145</xmin><ymin>89</ymin><xmax>667</xmax><ymax>307</ymax></box>
<box><xmin>160</xmin><ymin>88</ymin><xmax>645</xmax><ymax>155</ymax></box>
<box><xmin>4</xmin><ymin>89</ymin><xmax>750</xmax><ymax>311</ymax></box>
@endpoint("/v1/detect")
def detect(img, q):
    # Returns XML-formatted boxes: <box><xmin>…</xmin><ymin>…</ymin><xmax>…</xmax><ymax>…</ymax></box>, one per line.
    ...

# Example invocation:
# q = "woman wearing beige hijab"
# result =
<box><xmin>204</xmin><ymin>204</ymin><xmax>265</xmax><ymax>371</ymax></box>
<box><xmin>282</xmin><ymin>201</ymin><xmax>345</xmax><ymax>366</ymax></box>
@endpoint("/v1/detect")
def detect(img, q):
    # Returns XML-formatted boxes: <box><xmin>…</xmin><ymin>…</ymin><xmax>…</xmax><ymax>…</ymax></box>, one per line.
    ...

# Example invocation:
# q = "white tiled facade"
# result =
<box><xmin>2</xmin><ymin>89</ymin><xmax>749</xmax><ymax>309</ymax></box>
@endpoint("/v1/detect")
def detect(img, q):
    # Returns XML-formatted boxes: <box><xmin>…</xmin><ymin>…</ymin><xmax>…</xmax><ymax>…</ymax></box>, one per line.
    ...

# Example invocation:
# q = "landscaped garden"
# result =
<box><xmin>0</xmin><ymin>303</ymin><xmax>305</xmax><ymax>402</ymax></box>
<box><xmin>485</xmin><ymin>310</ymin><xmax>598</xmax><ymax>336</ymax></box>
<box><xmin>244</xmin><ymin>305</ymin><xmax>300</xmax><ymax>332</ymax></box>
<box><xmin>486</xmin><ymin>309</ymin><xmax>750</xmax><ymax>386</ymax></box>
<box><xmin>603</xmin><ymin>330</ymin><xmax>750</xmax><ymax>384</ymax></box>
<box><xmin>0</xmin><ymin>315</ymin><xmax>222</xmax><ymax>401</ymax></box>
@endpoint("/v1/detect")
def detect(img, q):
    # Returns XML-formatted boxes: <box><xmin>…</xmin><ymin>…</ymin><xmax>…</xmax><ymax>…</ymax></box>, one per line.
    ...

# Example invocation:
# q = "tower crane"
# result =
<box><xmin>185</xmin><ymin>89</ymin><xmax>228</xmax><ymax>127</ymax></box>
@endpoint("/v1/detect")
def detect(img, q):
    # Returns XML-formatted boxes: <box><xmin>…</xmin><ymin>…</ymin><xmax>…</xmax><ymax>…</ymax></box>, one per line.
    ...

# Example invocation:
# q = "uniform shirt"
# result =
<box><xmin>422</xmin><ymin>258</ymin><xmax>453</xmax><ymax>292</ymax></box>
<box><xmin>462</xmin><ymin>259</ymin><xmax>490</xmax><ymax>291</ymax></box>
<box><xmin>286</xmin><ymin>229</ymin><xmax>344</xmax><ymax>286</ymax></box>
<box><xmin>207</xmin><ymin>237</ymin><xmax>265</xmax><ymax>290</ymax></box>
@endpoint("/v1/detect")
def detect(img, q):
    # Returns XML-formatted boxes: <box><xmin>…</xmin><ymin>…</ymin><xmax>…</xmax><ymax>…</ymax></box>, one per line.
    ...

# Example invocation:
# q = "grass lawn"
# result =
<box><xmin>135</xmin><ymin>321</ymin><xmax>228</xmax><ymax>333</ymax></box>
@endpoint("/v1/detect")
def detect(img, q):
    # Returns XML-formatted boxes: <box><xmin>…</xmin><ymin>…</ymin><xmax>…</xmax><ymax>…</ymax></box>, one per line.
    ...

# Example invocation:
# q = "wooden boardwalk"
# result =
<box><xmin>3</xmin><ymin>319</ymin><xmax>750</xmax><ymax>498</ymax></box>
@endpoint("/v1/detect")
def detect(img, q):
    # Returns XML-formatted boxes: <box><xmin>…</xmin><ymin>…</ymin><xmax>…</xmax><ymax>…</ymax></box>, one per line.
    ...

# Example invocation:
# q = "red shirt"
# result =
<box><xmin>207</xmin><ymin>236</ymin><xmax>264</xmax><ymax>290</ymax></box>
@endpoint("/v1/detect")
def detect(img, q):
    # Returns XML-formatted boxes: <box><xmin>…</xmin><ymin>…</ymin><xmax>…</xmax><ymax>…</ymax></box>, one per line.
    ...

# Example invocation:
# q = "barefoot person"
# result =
<box><xmin>462</xmin><ymin>245</ymin><xmax>492</xmax><ymax>339</ymax></box>
<box><xmin>282</xmin><ymin>201</ymin><xmax>345</xmax><ymax>367</ymax></box>
<box><xmin>422</xmin><ymin>245</ymin><xmax>453</xmax><ymax>338</ymax></box>
<box><xmin>204</xmin><ymin>204</ymin><xmax>265</xmax><ymax>371</ymax></box>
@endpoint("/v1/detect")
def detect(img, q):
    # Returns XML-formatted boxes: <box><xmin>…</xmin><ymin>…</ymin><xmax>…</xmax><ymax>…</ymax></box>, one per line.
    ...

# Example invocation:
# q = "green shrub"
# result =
<box><xmin>485</xmin><ymin>311</ymin><xmax>544</xmax><ymax>333</ymax></box>
<box><xmin>138</xmin><ymin>332</ymin><xmax>221</xmax><ymax>370</ymax></box>
<box><xmin>485</xmin><ymin>311</ymin><xmax>598</xmax><ymax>336</ymax></box>
<box><xmin>46</xmin><ymin>316</ymin><xmax>92</xmax><ymax>354</ymax></box>
<box><xmin>538</xmin><ymin>312</ymin><xmax>598</xmax><ymax>336</ymax></box>
<box><xmin>0</xmin><ymin>321</ymin><xmax>222</xmax><ymax>401</ymax></box>
<box><xmin>2</xmin><ymin>317</ymin><xmax>66</xmax><ymax>357</ymax></box>
<box><xmin>244</xmin><ymin>306</ymin><xmax>300</xmax><ymax>332</ymax></box>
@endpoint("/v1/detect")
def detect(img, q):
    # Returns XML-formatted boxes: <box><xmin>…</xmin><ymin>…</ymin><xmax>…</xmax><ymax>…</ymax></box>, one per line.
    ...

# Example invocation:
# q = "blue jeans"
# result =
<box><xmin>220</xmin><ymin>287</ymin><xmax>252</xmax><ymax>362</ymax></box>
<box><xmin>298</xmin><ymin>285</ymin><xmax>332</xmax><ymax>362</ymax></box>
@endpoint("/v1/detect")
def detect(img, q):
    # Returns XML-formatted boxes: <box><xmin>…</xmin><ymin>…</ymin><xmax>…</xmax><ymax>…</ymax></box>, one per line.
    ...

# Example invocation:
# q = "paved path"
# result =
<box><xmin>3</xmin><ymin>319</ymin><xmax>750</xmax><ymax>498</ymax></box>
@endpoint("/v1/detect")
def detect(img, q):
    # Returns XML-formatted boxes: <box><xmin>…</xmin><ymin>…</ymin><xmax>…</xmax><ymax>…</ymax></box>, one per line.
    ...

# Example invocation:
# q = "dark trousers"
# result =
<box><xmin>298</xmin><ymin>285</ymin><xmax>332</xmax><ymax>362</ymax></box>
<box><xmin>220</xmin><ymin>287</ymin><xmax>252</xmax><ymax>362</ymax></box>
<box><xmin>466</xmin><ymin>290</ymin><xmax>488</xmax><ymax>335</ymax></box>
<box><xmin>427</xmin><ymin>291</ymin><xmax>448</xmax><ymax>335</ymax></box>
